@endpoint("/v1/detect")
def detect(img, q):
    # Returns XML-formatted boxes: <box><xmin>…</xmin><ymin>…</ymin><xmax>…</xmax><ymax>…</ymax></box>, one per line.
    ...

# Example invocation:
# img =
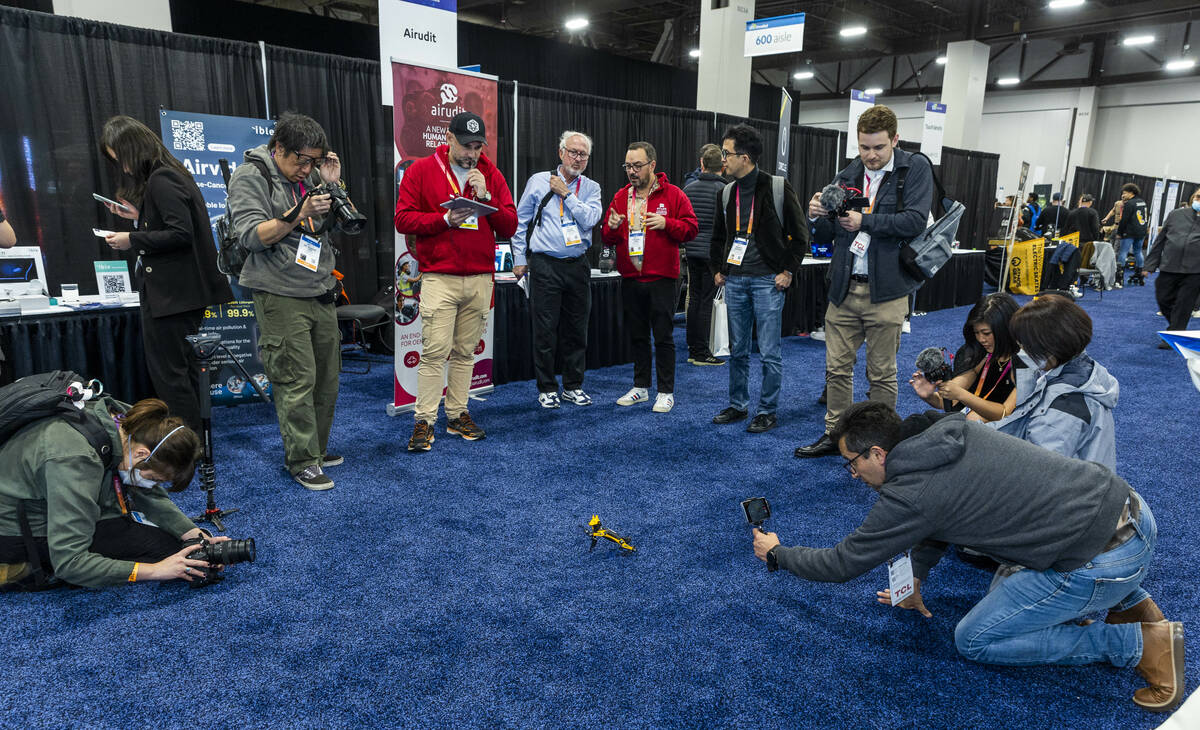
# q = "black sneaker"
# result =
<box><xmin>322</xmin><ymin>453</ymin><xmax>344</xmax><ymax>467</ymax></box>
<box><xmin>408</xmin><ymin>420</ymin><xmax>435</xmax><ymax>452</ymax></box>
<box><xmin>293</xmin><ymin>465</ymin><xmax>334</xmax><ymax>491</ymax></box>
<box><xmin>447</xmin><ymin>412</ymin><xmax>486</xmax><ymax>441</ymax></box>
<box><xmin>688</xmin><ymin>354</ymin><xmax>725</xmax><ymax>366</ymax></box>
<box><xmin>712</xmin><ymin>407</ymin><xmax>749</xmax><ymax>424</ymax></box>
<box><xmin>747</xmin><ymin>413</ymin><xmax>777</xmax><ymax>433</ymax></box>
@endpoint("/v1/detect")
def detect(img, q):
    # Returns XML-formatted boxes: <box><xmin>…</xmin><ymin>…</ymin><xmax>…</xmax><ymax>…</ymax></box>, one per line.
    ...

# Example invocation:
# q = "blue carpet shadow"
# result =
<box><xmin>1</xmin><ymin>281</ymin><xmax>1196</xmax><ymax>728</ymax></box>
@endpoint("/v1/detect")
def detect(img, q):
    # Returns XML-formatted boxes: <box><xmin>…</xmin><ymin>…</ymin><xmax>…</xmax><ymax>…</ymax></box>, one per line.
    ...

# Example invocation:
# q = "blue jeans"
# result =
<box><xmin>954</xmin><ymin>491</ymin><xmax>1156</xmax><ymax>668</ymax></box>
<box><xmin>725</xmin><ymin>274</ymin><xmax>785</xmax><ymax>415</ymax></box>
<box><xmin>1117</xmin><ymin>237</ymin><xmax>1145</xmax><ymax>270</ymax></box>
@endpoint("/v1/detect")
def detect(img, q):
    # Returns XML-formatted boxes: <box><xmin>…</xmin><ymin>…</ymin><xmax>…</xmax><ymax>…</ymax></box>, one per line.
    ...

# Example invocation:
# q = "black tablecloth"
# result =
<box><xmin>492</xmin><ymin>275</ymin><xmax>631</xmax><ymax>385</ymax></box>
<box><xmin>0</xmin><ymin>307</ymin><xmax>153</xmax><ymax>399</ymax></box>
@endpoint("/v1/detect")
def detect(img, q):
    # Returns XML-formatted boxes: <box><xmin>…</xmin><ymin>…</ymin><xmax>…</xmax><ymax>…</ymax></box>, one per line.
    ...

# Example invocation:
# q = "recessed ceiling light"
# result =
<box><xmin>864</xmin><ymin>87</ymin><xmax>883</xmax><ymax>95</ymax></box>
<box><xmin>840</xmin><ymin>26</ymin><xmax>867</xmax><ymax>38</ymax></box>
<box><xmin>793</xmin><ymin>71</ymin><xmax>814</xmax><ymax>80</ymax></box>
<box><xmin>1122</xmin><ymin>35</ymin><xmax>1155</xmax><ymax>47</ymax></box>
<box><xmin>564</xmin><ymin>17</ymin><xmax>588</xmax><ymax>31</ymax></box>
<box><xmin>935</xmin><ymin>56</ymin><xmax>948</xmax><ymax>65</ymax></box>
<box><xmin>1165</xmin><ymin>59</ymin><xmax>1196</xmax><ymax>71</ymax></box>
<box><xmin>1048</xmin><ymin>0</ymin><xmax>1084</xmax><ymax>8</ymax></box>
<box><xmin>997</xmin><ymin>77</ymin><xmax>1020</xmax><ymax>85</ymax></box>
<box><xmin>688</xmin><ymin>48</ymin><xmax>701</xmax><ymax>58</ymax></box>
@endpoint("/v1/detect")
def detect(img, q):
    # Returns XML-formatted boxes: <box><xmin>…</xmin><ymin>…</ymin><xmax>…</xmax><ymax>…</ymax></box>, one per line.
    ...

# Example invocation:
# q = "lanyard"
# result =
<box><xmin>864</xmin><ymin>171</ymin><xmax>883</xmax><ymax>214</ymax></box>
<box><xmin>974</xmin><ymin>353</ymin><xmax>1014</xmax><ymax>400</ymax></box>
<box><xmin>287</xmin><ymin>181</ymin><xmax>314</xmax><ymax>233</ymax></box>
<box><xmin>735</xmin><ymin>189</ymin><xmax>755</xmax><ymax>236</ymax></box>
<box><xmin>627</xmin><ymin>182</ymin><xmax>656</xmax><ymax>232</ymax></box>
<box><xmin>112</xmin><ymin>474</ymin><xmax>130</xmax><ymax>516</ymax></box>
<box><xmin>435</xmin><ymin>153</ymin><xmax>467</xmax><ymax>198</ymax></box>
<box><xmin>558</xmin><ymin>173</ymin><xmax>583</xmax><ymax>218</ymax></box>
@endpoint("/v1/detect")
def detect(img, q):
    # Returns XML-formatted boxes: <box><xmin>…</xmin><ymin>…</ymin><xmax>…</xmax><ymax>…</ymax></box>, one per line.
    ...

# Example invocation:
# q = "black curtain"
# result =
<box><xmin>939</xmin><ymin>147</ymin><xmax>999</xmax><ymax>250</ymax></box>
<box><xmin>0</xmin><ymin>6</ymin><xmax>264</xmax><ymax>294</ymax></box>
<box><xmin>789</xmin><ymin>126</ymin><xmax>841</xmax><ymax>204</ymax></box>
<box><xmin>716</xmin><ymin>113</ymin><xmax>779</xmax><ymax>178</ymax></box>
<box><xmin>265</xmin><ymin>45</ymin><xmax>392</xmax><ymax>302</ymax></box>
<box><xmin>1070</xmin><ymin>166</ymin><xmax>1106</xmax><ymax>207</ymax></box>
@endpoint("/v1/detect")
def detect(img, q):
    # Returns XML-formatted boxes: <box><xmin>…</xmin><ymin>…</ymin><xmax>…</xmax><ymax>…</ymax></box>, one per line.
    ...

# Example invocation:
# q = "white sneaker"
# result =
<box><xmin>1193</xmin><ymin>309</ymin><xmax>1200</xmax><ymax>318</ymax></box>
<box><xmin>616</xmin><ymin>387</ymin><xmax>649</xmax><ymax>406</ymax></box>
<box><xmin>811</xmin><ymin>327</ymin><xmax>826</xmax><ymax>342</ymax></box>
<box><xmin>652</xmin><ymin>392</ymin><xmax>674</xmax><ymax>413</ymax></box>
<box><xmin>538</xmin><ymin>392</ymin><xmax>560</xmax><ymax>408</ymax></box>
<box><xmin>902</xmin><ymin>320</ymin><xmax>912</xmax><ymax>334</ymax></box>
<box><xmin>560</xmin><ymin>389</ymin><xmax>592</xmax><ymax>406</ymax></box>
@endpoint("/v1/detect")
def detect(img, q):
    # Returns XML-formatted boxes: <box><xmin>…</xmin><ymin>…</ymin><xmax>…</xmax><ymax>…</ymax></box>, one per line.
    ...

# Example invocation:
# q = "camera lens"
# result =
<box><xmin>207</xmin><ymin>538</ymin><xmax>255</xmax><ymax>566</ymax></box>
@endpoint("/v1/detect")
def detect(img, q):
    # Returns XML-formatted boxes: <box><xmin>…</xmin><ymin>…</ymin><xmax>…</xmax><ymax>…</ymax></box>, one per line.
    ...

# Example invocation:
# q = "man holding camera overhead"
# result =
<box><xmin>394</xmin><ymin>112</ymin><xmax>518</xmax><ymax>453</ymax></box>
<box><xmin>794</xmin><ymin>105</ymin><xmax>932</xmax><ymax>459</ymax></box>
<box><xmin>227</xmin><ymin>111</ymin><xmax>346</xmax><ymax>491</ymax></box>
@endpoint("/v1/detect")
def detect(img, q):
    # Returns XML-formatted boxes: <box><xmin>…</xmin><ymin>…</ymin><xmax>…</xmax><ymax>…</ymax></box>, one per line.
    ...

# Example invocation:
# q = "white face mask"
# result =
<box><xmin>1192</xmin><ymin>200</ymin><xmax>1200</xmax><ymax>213</ymax></box>
<box><xmin>119</xmin><ymin>426</ymin><xmax>184</xmax><ymax>489</ymax></box>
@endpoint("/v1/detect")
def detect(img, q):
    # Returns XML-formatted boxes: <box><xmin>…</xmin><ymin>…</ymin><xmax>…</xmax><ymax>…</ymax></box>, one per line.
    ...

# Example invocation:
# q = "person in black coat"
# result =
<box><xmin>99</xmin><ymin>115</ymin><xmax>234</xmax><ymax>432</ymax></box>
<box><xmin>1061</xmin><ymin>193</ymin><xmax>1103</xmax><ymax>243</ymax></box>
<box><xmin>681</xmin><ymin>143</ymin><xmax>727</xmax><ymax>365</ymax></box>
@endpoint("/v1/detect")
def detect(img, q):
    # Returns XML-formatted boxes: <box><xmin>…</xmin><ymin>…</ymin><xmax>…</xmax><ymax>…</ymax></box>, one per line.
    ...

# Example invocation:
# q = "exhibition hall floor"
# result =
<box><xmin>2</xmin><ymin>282</ymin><xmax>1196</xmax><ymax>728</ymax></box>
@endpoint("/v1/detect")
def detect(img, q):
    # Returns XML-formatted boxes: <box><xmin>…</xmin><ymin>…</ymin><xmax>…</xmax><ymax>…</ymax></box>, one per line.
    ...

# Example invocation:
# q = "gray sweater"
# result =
<box><xmin>775</xmin><ymin>413</ymin><xmax>1129</xmax><ymax>582</ymax></box>
<box><xmin>226</xmin><ymin>144</ymin><xmax>337</xmax><ymax>298</ymax></box>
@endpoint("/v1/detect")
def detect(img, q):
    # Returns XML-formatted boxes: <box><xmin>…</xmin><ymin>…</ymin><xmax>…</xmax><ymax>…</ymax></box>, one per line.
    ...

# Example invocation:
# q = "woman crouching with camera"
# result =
<box><xmin>910</xmin><ymin>292</ymin><xmax>1020</xmax><ymax>423</ymax></box>
<box><xmin>993</xmin><ymin>293</ymin><xmax>1118</xmax><ymax>470</ymax></box>
<box><xmin>0</xmin><ymin>397</ymin><xmax>226</xmax><ymax>589</ymax></box>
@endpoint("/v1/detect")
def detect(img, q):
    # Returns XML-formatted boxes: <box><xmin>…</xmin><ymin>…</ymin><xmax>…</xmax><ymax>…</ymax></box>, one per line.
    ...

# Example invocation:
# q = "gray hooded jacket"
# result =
<box><xmin>226</xmin><ymin>144</ymin><xmax>336</xmax><ymax>298</ymax></box>
<box><xmin>774</xmin><ymin>413</ymin><xmax>1129</xmax><ymax>583</ymax></box>
<box><xmin>992</xmin><ymin>353</ymin><xmax>1119</xmax><ymax>471</ymax></box>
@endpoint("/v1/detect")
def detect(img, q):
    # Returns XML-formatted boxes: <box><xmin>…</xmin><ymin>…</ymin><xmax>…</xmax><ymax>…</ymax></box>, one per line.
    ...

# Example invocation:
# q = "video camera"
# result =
<box><xmin>306</xmin><ymin>183</ymin><xmax>366</xmax><ymax>235</ymax></box>
<box><xmin>915</xmin><ymin>347</ymin><xmax>954</xmax><ymax>384</ymax></box>
<box><xmin>741</xmin><ymin>497</ymin><xmax>776</xmax><ymax>572</ymax></box>
<box><xmin>819</xmin><ymin>183</ymin><xmax>870</xmax><ymax>220</ymax></box>
<box><xmin>181</xmin><ymin>536</ymin><xmax>256</xmax><ymax>588</ymax></box>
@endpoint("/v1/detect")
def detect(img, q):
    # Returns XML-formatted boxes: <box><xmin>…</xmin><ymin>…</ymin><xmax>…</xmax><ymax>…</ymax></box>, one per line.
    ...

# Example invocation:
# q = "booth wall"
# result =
<box><xmin>1090</xmin><ymin>77</ymin><xmax>1200</xmax><ymax>181</ymax></box>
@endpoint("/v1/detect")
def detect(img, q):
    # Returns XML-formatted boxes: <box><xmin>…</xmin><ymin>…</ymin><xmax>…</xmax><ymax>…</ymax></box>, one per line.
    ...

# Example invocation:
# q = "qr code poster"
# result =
<box><xmin>94</xmin><ymin>260</ymin><xmax>131</xmax><ymax>297</ymax></box>
<box><xmin>170</xmin><ymin>119</ymin><xmax>206</xmax><ymax>152</ymax></box>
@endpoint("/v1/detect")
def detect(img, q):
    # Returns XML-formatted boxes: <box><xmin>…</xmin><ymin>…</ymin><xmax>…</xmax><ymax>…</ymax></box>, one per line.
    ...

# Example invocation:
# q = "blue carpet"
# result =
<box><xmin>2</xmin><ymin>281</ymin><xmax>1196</xmax><ymax>728</ymax></box>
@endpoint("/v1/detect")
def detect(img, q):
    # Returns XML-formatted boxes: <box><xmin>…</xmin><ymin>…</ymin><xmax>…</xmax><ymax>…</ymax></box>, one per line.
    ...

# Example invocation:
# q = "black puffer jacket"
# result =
<box><xmin>682</xmin><ymin>172</ymin><xmax>725</xmax><ymax>260</ymax></box>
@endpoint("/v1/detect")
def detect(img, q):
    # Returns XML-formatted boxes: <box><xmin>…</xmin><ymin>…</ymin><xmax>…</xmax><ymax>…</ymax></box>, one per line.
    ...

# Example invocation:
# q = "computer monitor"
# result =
<box><xmin>0</xmin><ymin>246</ymin><xmax>48</xmax><ymax>297</ymax></box>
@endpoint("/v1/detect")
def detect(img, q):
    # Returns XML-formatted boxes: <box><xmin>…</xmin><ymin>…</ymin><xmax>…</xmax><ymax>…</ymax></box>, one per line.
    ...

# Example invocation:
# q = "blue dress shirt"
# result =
<box><xmin>511</xmin><ymin>167</ymin><xmax>603</xmax><ymax>266</ymax></box>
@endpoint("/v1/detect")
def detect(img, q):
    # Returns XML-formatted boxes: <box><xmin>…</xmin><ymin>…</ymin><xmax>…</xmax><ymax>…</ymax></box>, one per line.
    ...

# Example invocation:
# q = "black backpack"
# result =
<box><xmin>214</xmin><ymin>157</ymin><xmax>274</xmax><ymax>279</ymax></box>
<box><xmin>0</xmin><ymin>371</ymin><xmax>118</xmax><ymax>588</ymax></box>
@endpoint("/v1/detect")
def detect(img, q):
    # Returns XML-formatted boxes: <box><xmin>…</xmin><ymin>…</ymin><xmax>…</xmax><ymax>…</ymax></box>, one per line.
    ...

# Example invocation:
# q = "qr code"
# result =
<box><xmin>171</xmin><ymin>119</ymin><xmax>205</xmax><ymax>151</ymax></box>
<box><xmin>101</xmin><ymin>274</ymin><xmax>126</xmax><ymax>294</ymax></box>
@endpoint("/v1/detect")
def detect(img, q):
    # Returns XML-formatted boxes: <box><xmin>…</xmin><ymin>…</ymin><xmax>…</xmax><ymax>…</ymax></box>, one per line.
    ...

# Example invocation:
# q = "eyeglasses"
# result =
<box><xmin>622</xmin><ymin>161</ymin><xmax>650</xmax><ymax>172</ymax></box>
<box><xmin>563</xmin><ymin>148</ymin><xmax>590</xmax><ymax>160</ymax></box>
<box><xmin>292</xmin><ymin>151</ymin><xmax>327</xmax><ymax>169</ymax></box>
<box><xmin>842</xmin><ymin>448</ymin><xmax>871</xmax><ymax>477</ymax></box>
<box><xmin>720</xmin><ymin>149</ymin><xmax>746</xmax><ymax>160</ymax></box>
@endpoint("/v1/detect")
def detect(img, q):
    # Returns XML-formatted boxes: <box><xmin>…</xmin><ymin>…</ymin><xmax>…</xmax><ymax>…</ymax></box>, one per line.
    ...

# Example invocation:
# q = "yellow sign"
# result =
<box><xmin>1008</xmin><ymin>239</ymin><xmax>1045</xmax><ymax>295</ymax></box>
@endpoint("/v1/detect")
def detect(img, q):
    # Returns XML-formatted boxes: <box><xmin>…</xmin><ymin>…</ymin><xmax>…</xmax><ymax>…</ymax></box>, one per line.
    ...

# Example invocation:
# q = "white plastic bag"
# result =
<box><xmin>710</xmin><ymin>286</ymin><xmax>729</xmax><ymax>357</ymax></box>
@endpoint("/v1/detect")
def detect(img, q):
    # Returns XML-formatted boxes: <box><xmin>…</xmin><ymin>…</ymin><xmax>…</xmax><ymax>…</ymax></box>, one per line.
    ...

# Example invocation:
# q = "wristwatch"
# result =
<box><xmin>480</xmin><ymin>191</ymin><xmax>492</xmax><ymax>202</ymax></box>
<box><xmin>766</xmin><ymin>545</ymin><xmax>779</xmax><ymax>572</ymax></box>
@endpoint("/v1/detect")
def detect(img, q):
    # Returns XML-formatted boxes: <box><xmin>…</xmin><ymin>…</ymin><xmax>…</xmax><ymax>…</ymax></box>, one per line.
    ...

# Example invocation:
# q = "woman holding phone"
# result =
<box><xmin>99</xmin><ymin>115</ymin><xmax>233</xmax><ymax>433</ymax></box>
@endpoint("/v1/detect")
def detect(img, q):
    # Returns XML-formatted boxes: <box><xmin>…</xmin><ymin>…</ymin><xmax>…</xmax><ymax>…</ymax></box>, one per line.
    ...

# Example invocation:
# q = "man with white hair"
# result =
<box><xmin>511</xmin><ymin>131</ymin><xmax>604</xmax><ymax>408</ymax></box>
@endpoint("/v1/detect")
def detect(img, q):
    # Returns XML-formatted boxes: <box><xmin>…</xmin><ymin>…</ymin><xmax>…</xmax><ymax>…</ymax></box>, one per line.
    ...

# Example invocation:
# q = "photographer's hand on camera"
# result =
<box><xmin>876</xmin><ymin>577</ymin><xmax>932</xmax><ymax>618</ymax></box>
<box><xmin>837</xmin><ymin>209</ymin><xmax>863</xmax><ymax>232</ymax></box>
<box><xmin>753</xmin><ymin>528</ymin><xmax>781</xmax><ymax>561</ymax></box>
<box><xmin>298</xmin><ymin>192</ymin><xmax>333</xmax><ymax>221</ymax></box>
<box><xmin>909</xmin><ymin>371</ymin><xmax>942</xmax><ymax>405</ymax></box>
<box><xmin>808</xmin><ymin>192</ymin><xmax>829</xmax><ymax>219</ymax></box>
<box><xmin>139</xmin><ymin>542</ymin><xmax>213</xmax><ymax>583</ymax></box>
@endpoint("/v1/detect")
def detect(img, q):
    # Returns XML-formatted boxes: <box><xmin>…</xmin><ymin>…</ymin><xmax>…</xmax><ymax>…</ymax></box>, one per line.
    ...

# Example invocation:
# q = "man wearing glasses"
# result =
<box><xmin>511</xmin><ymin>131</ymin><xmax>604</xmax><ymax>409</ymax></box>
<box><xmin>228</xmin><ymin>111</ymin><xmax>347</xmax><ymax>491</ymax></box>
<box><xmin>752</xmin><ymin>401</ymin><xmax>1184</xmax><ymax>713</ymax></box>
<box><xmin>600</xmin><ymin>141</ymin><xmax>698</xmax><ymax>412</ymax></box>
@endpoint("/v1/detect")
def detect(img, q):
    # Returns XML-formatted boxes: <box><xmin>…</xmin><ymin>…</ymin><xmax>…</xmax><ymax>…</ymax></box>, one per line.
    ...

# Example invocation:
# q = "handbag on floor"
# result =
<box><xmin>710</xmin><ymin>286</ymin><xmax>730</xmax><ymax>357</ymax></box>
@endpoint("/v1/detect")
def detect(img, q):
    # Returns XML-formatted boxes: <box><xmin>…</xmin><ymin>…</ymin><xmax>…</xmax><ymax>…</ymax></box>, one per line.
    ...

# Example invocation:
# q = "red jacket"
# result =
<box><xmin>600</xmin><ymin>172</ymin><xmax>698</xmax><ymax>281</ymax></box>
<box><xmin>394</xmin><ymin>146</ymin><xmax>518</xmax><ymax>276</ymax></box>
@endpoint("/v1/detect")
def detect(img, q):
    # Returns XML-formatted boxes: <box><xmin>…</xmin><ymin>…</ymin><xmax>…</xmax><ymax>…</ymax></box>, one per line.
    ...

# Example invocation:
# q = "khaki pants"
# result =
<box><xmin>416</xmin><ymin>273</ymin><xmax>492</xmax><ymax>424</ymax></box>
<box><xmin>823</xmin><ymin>281</ymin><xmax>908</xmax><ymax>432</ymax></box>
<box><xmin>252</xmin><ymin>291</ymin><xmax>340</xmax><ymax>474</ymax></box>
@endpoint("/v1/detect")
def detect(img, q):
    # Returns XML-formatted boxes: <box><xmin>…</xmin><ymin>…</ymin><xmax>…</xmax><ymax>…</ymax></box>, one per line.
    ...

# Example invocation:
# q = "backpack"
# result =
<box><xmin>721</xmin><ymin>175</ymin><xmax>786</xmax><ymax>231</ymax></box>
<box><xmin>214</xmin><ymin>157</ymin><xmax>274</xmax><ymax>279</ymax></box>
<box><xmin>894</xmin><ymin>151</ymin><xmax>963</xmax><ymax>280</ymax></box>
<box><xmin>0</xmin><ymin>371</ymin><xmax>119</xmax><ymax>588</ymax></box>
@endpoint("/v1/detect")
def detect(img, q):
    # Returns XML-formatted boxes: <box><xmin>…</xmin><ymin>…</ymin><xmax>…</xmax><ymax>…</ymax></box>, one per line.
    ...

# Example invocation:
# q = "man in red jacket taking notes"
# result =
<box><xmin>394</xmin><ymin>111</ymin><xmax>518</xmax><ymax>452</ymax></box>
<box><xmin>600</xmin><ymin>141</ymin><xmax>698</xmax><ymax>413</ymax></box>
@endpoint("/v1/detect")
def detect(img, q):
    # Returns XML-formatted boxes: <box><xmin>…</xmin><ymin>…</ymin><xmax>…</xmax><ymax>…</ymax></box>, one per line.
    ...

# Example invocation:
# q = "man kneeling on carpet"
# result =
<box><xmin>750</xmin><ymin>401</ymin><xmax>1184</xmax><ymax>712</ymax></box>
<box><xmin>0</xmin><ymin>397</ymin><xmax>230</xmax><ymax>589</ymax></box>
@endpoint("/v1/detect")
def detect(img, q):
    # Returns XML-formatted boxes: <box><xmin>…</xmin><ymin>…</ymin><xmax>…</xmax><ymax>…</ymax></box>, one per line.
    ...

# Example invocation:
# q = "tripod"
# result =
<box><xmin>186</xmin><ymin>332</ymin><xmax>270</xmax><ymax>532</ymax></box>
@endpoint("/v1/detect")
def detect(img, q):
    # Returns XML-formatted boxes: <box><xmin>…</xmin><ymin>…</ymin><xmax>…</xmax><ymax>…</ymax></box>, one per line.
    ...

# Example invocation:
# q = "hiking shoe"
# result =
<box><xmin>408</xmin><ymin>420</ymin><xmax>435</xmax><ymax>452</ymax></box>
<box><xmin>0</xmin><ymin>562</ymin><xmax>31</xmax><ymax>586</ymax></box>
<box><xmin>560</xmin><ymin>389</ymin><xmax>592</xmax><ymax>406</ymax></box>
<box><xmin>322</xmin><ymin>453</ymin><xmax>344</xmax><ymax>467</ymax></box>
<box><xmin>616</xmin><ymin>387</ymin><xmax>649</xmax><ymax>406</ymax></box>
<box><xmin>293</xmin><ymin>465</ymin><xmax>334</xmax><ymax>491</ymax></box>
<box><xmin>447</xmin><ymin>412</ymin><xmax>485</xmax><ymax>440</ymax></box>
<box><xmin>688</xmin><ymin>354</ymin><xmax>725</xmax><ymax>366</ymax></box>
<box><xmin>652</xmin><ymin>392</ymin><xmax>674</xmax><ymax>413</ymax></box>
<box><xmin>538</xmin><ymin>391</ymin><xmax>561</xmax><ymax>409</ymax></box>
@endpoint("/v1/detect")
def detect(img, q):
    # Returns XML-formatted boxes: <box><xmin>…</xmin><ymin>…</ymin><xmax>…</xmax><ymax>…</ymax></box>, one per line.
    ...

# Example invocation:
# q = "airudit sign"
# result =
<box><xmin>744</xmin><ymin>13</ymin><xmax>805</xmax><ymax>57</ymax></box>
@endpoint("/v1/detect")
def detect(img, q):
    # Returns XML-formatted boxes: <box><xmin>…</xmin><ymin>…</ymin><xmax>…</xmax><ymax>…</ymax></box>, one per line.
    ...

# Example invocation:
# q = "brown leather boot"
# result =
<box><xmin>1107</xmin><ymin>597</ymin><xmax>1166</xmax><ymax>625</ymax></box>
<box><xmin>1133</xmin><ymin>621</ymin><xmax>1185</xmax><ymax>711</ymax></box>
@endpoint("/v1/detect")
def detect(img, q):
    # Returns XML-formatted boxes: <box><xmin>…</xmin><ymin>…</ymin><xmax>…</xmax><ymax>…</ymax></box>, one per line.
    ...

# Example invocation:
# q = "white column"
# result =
<box><xmin>53</xmin><ymin>0</ymin><xmax>172</xmax><ymax>31</ymax></box>
<box><xmin>940</xmin><ymin>40</ymin><xmax>989</xmax><ymax>150</ymax></box>
<box><xmin>696</xmin><ymin>0</ymin><xmax>755</xmax><ymax>117</ymax></box>
<box><xmin>1063</xmin><ymin>86</ymin><xmax>1098</xmax><ymax>200</ymax></box>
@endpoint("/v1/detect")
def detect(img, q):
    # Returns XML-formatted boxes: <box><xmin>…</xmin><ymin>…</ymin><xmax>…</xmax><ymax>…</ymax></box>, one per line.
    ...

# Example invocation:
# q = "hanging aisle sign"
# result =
<box><xmin>1165</xmin><ymin>181</ymin><xmax>1181</xmax><ymax>213</ymax></box>
<box><xmin>1149</xmin><ymin>179</ymin><xmax>1166</xmax><ymax>235</ymax></box>
<box><xmin>777</xmin><ymin>88</ymin><xmax>792</xmax><ymax>175</ymax></box>
<box><xmin>378</xmin><ymin>0</ymin><xmax>458</xmax><ymax>106</ymax></box>
<box><xmin>845</xmin><ymin>89</ymin><xmax>875</xmax><ymax>158</ymax></box>
<box><xmin>744</xmin><ymin>13</ymin><xmax>805</xmax><ymax>57</ymax></box>
<box><xmin>921</xmin><ymin>102</ymin><xmax>947</xmax><ymax>166</ymax></box>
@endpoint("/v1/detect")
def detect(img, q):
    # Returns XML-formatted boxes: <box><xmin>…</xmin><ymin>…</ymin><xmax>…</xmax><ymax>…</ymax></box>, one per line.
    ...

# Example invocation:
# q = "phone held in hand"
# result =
<box><xmin>93</xmin><ymin>193</ymin><xmax>131</xmax><ymax>213</ymax></box>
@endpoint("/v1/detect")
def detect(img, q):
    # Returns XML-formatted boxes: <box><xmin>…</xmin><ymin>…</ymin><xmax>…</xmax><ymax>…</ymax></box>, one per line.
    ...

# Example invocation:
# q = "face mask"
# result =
<box><xmin>120</xmin><ymin>426</ymin><xmax>184</xmax><ymax>489</ymax></box>
<box><xmin>1192</xmin><ymin>201</ymin><xmax>1200</xmax><ymax>213</ymax></box>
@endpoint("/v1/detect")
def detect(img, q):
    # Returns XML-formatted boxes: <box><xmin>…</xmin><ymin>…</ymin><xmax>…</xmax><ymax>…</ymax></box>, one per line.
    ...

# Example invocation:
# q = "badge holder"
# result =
<box><xmin>185</xmin><ymin>332</ymin><xmax>272</xmax><ymax>531</ymax></box>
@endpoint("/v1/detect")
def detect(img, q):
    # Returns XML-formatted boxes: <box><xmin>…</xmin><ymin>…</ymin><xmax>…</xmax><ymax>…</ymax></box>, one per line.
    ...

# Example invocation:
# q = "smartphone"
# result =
<box><xmin>93</xmin><ymin>193</ymin><xmax>131</xmax><ymax>213</ymax></box>
<box><xmin>92</xmin><ymin>228</ymin><xmax>116</xmax><ymax>238</ymax></box>
<box><xmin>741</xmin><ymin>497</ymin><xmax>771</xmax><ymax>528</ymax></box>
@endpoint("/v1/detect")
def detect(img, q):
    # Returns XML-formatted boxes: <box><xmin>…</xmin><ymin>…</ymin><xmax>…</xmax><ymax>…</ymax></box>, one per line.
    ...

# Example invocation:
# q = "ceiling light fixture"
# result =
<box><xmin>864</xmin><ymin>87</ymin><xmax>883</xmax><ymax>95</ymax></box>
<box><xmin>688</xmin><ymin>48</ymin><xmax>701</xmax><ymax>58</ymax></box>
<box><xmin>793</xmin><ymin>71</ymin><xmax>814</xmax><ymax>80</ymax></box>
<box><xmin>1047</xmin><ymin>0</ymin><xmax>1084</xmax><ymax>9</ymax></box>
<box><xmin>564</xmin><ymin>17</ymin><xmax>588</xmax><ymax>31</ymax></box>
<box><xmin>997</xmin><ymin>77</ymin><xmax>1020</xmax><ymax>85</ymax></box>
<box><xmin>840</xmin><ymin>26</ymin><xmax>867</xmax><ymax>38</ymax></box>
<box><xmin>1122</xmin><ymin>35</ymin><xmax>1155</xmax><ymax>47</ymax></box>
<box><xmin>936</xmin><ymin>56</ymin><xmax>948</xmax><ymax>65</ymax></box>
<box><xmin>1165</xmin><ymin>59</ymin><xmax>1196</xmax><ymax>71</ymax></box>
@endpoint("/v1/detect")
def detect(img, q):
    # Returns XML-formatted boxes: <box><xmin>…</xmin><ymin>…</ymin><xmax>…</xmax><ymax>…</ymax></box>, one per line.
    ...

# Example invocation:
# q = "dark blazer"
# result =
<box><xmin>812</xmin><ymin>147</ymin><xmax>932</xmax><ymax>306</ymax></box>
<box><xmin>129</xmin><ymin>166</ymin><xmax>233</xmax><ymax>318</ymax></box>
<box><xmin>709</xmin><ymin>169</ymin><xmax>809</xmax><ymax>276</ymax></box>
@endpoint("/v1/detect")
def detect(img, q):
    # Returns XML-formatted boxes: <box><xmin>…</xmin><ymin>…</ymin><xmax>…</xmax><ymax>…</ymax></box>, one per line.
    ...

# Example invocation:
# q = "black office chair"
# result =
<box><xmin>336</xmin><ymin>303</ymin><xmax>390</xmax><ymax>374</ymax></box>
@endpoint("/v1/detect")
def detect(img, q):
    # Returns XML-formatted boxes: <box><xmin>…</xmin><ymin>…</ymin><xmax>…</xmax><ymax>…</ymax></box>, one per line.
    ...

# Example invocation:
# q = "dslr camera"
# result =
<box><xmin>181</xmin><ymin>536</ymin><xmax>256</xmax><ymax>588</ymax></box>
<box><xmin>308</xmin><ymin>183</ymin><xmax>367</xmax><ymax>235</ymax></box>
